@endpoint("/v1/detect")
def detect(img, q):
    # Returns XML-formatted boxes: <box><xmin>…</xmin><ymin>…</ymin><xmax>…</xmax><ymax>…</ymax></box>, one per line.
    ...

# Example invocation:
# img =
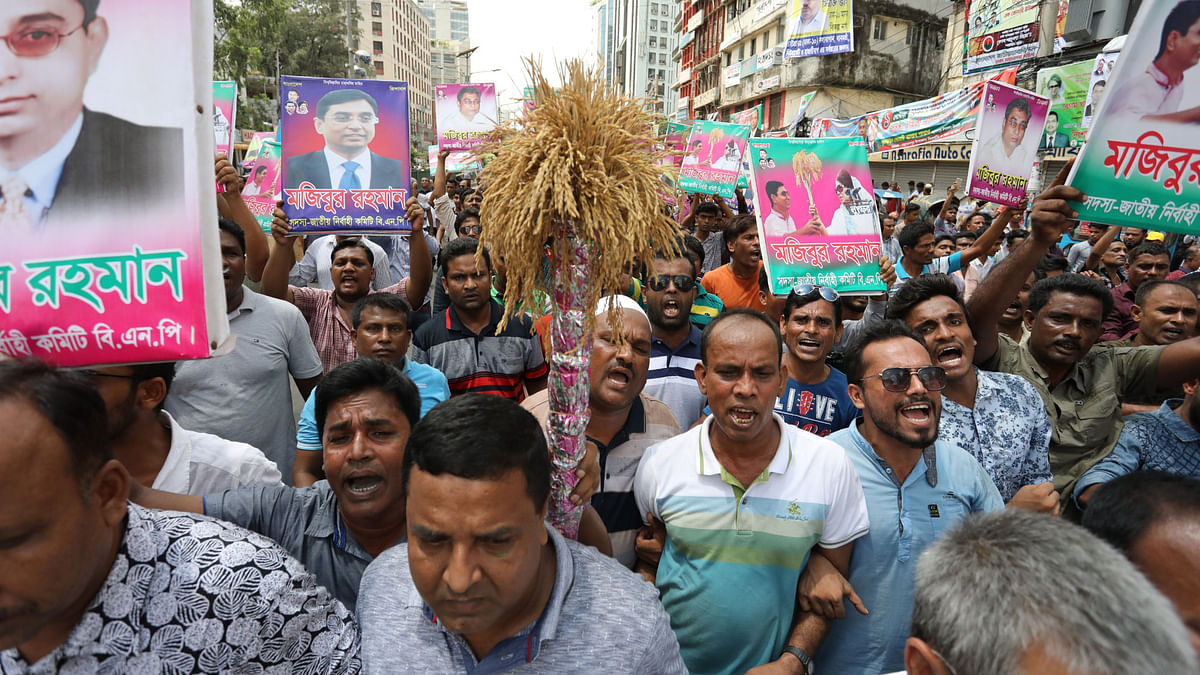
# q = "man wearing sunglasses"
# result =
<box><xmin>887</xmin><ymin>274</ymin><xmax>1057</xmax><ymax>513</ymax></box>
<box><xmin>644</xmin><ymin>241</ymin><xmax>707</xmax><ymax>428</ymax></box>
<box><xmin>0</xmin><ymin>0</ymin><xmax>182</xmax><ymax>230</ymax></box>
<box><xmin>813</xmin><ymin>321</ymin><xmax>1003</xmax><ymax>675</ymax></box>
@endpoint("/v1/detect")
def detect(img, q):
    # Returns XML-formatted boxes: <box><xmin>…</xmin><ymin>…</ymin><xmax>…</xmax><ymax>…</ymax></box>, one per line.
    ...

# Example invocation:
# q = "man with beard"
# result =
<box><xmin>524</xmin><ymin>296</ymin><xmax>679</xmax><ymax>567</ymax></box>
<box><xmin>166</xmin><ymin>219</ymin><xmax>323</xmax><ymax>482</ymax></box>
<box><xmin>635</xmin><ymin>310</ymin><xmax>869</xmax><ymax>674</ymax></box>
<box><xmin>644</xmin><ymin>241</ymin><xmax>708</xmax><ymax>427</ymax></box>
<box><xmin>1122</xmin><ymin>226</ymin><xmax>1148</xmax><ymax>250</ymax></box>
<box><xmin>887</xmin><ymin>275</ymin><xmax>1056</xmax><ymax>511</ymax></box>
<box><xmin>967</xmin><ymin>163</ymin><xmax>1200</xmax><ymax>514</ymax></box>
<box><xmin>813</xmin><ymin>321</ymin><xmax>1003</xmax><ymax>674</ymax></box>
<box><xmin>701</xmin><ymin>215</ymin><xmax>766</xmax><ymax>312</ymax></box>
<box><xmin>777</xmin><ymin>286</ymin><xmax>858</xmax><ymax>436</ymax></box>
<box><xmin>82</xmin><ymin>363</ymin><xmax>281</xmax><ymax>495</ymax></box>
<box><xmin>412</xmin><ymin>237</ymin><xmax>548</xmax><ymax>399</ymax></box>
<box><xmin>261</xmin><ymin>199</ymin><xmax>432</xmax><ymax>374</ymax></box>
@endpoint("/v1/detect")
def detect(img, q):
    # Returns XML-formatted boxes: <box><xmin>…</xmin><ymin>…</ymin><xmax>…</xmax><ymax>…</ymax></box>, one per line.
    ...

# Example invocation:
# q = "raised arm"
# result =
<box><xmin>432</xmin><ymin>149</ymin><xmax>449</xmax><ymax>200</ymax></box>
<box><xmin>959</xmin><ymin>205</ymin><xmax>1014</xmax><ymax>267</ymax></box>
<box><xmin>402</xmin><ymin>198</ymin><xmax>433</xmax><ymax>309</ymax></box>
<box><xmin>260</xmin><ymin>204</ymin><xmax>297</xmax><ymax>304</ymax></box>
<box><xmin>128</xmin><ymin>478</ymin><xmax>204</xmax><ymax>514</ymax></box>
<box><xmin>968</xmin><ymin>163</ymin><xmax>1081</xmax><ymax>363</ymax></box>
<box><xmin>938</xmin><ymin>182</ymin><xmax>959</xmax><ymax>222</ymax></box>
<box><xmin>735</xmin><ymin>187</ymin><xmax>749</xmax><ymax>215</ymax></box>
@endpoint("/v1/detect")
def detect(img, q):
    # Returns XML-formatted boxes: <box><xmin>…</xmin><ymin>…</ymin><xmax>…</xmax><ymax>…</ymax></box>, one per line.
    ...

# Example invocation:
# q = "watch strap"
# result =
<box><xmin>782</xmin><ymin>645</ymin><xmax>813</xmax><ymax>675</ymax></box>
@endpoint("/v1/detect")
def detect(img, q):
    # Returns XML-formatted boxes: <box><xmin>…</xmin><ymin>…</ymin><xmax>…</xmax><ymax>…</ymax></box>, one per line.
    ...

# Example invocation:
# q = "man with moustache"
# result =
<box><xmin>776</xmin><ymin>285</ymin><xmax>858</xmax><ymax>437</ymax></box>
<box><xmin>635</xmin><ymin>310</ymin><xmax>869</xmax><ymax>674</ymax></box>
<box><xmin>887</xmin><ymin>274</ymin><xmax>1056</xmax><ymax>510</ymax></box>
<box><xmin>1101</xmin><ymin>242</ymin><xmax>1174</xmax><ymax>341</ymax></box>
<box><xmin>1105</xmin><ymin>279</ymin><xmax>1199</xmax><ymax>348</ymax></box>
<box><xmin>643</xmin><ymin>241</ymin><xmax>707</xmax><ymax>427</ymax></box>
<box><xmin>813</xmin><ymin>321</ymin><xmax>1003</xmax><ymax>674</ymax></box>
<box><xmin>524</xmin><ymin>296</ymin><xmax>679</xmax><ymax>567</ymax></box>
<box><xmin>967</xmin><ymin>163</ymin><xmax>1200</xmax><ymax>513</ymax></box>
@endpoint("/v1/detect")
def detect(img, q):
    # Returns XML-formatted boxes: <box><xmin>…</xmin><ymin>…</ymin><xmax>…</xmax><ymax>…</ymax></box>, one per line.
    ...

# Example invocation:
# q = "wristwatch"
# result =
<box><xmin>782</xmin><ymin>645</ymin><xmax>814</xmax><ymax>675</ymax></box>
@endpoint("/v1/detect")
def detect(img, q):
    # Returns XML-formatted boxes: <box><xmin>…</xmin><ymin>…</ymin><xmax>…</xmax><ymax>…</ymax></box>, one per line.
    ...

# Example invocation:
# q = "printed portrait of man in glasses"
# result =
<box><xmin>284</xmin><ymin>88</ymin><xmax>408</xmax><ymax>191</ymax></box>
<box><xmin>0</xmin><ymin>0</ymin><xmax>183</xmax><ymax>231</ymax></box>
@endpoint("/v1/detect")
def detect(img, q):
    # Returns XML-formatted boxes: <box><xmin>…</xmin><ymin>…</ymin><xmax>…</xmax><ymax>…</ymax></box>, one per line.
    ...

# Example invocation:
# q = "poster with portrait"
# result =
<box><xmin>435</xmin><ymin>82</ymin><xmax>498</xmax><ymax>151</ymax></box>
<box><xmin>1067</xmin><ymin>0</ymin><xmax>1200</xmax><ymax>235</ymax></box>
<box><xmin>1082</xmin><ymin>52</ymin><xmax>1119</xmax><ymax>129</ymax></box>
<box><xmin>426</xmin><ymin>145</ymin><xmax>482</xmax><ymax>173</ymax></box>
<box><xmin>732</xmin><ymin>105</ymin><xmax>763</xmax><ymax>132</ymax></box>
<box><xmin>213</xmin><ymin>80</ymin><xmax>237</xmax><ymax>192</ymax></box>
<box><xmin>0</xmin><ymin>0</ymin><xmax>228</xmax><ymax>367</ymax></box>
<box><xmin>964</xmin><ymin>0</ymin><xmax>1040</xmax><ymax>74</ymax></box>
<box><xmin>1035</xmin><ymin>60</ymin><xmax>1091</xmax><ymax>147</ymax></box>
<box><xmin>280</xmin><ymin>76</ymin><xmax>412</xmax><ymax>234</ymax></box>
<box><xmin>241</xmin><ymin>130</ymin><xmax>276</xmax><ymax>170</ymax></box>
<box><xmin>785</xmin><ymin>0</ymin><xmax>854</xmax><ymax>58</ymax></box>
<box><xmin>967</xmin><ymin>81</ymin><xmax>1048</xmax><ymax>207</ymax></box>
<box><xmin>749</xmin><ymin>137</ymin><xmax>885</xmax><ymax>295</ymax></box>
<box><xmin>242</xmin><ymin>141</ymin><xmax>280</xmax><ymax>232</ymax></box>
<box><xmin>678</xmin><ymin>120</ymin><xmax>752</xmax><ymax>198</ymax></box>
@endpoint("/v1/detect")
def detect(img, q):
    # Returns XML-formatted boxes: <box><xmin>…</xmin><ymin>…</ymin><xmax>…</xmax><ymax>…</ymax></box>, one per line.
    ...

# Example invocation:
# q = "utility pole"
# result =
<box><xmin>346</xmin><ymin>0</ymin><xmax>353</xmax><ymax>77</ymax></box>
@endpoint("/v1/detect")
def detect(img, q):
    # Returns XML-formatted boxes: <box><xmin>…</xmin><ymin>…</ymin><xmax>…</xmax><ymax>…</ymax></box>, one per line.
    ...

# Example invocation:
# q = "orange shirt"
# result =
<box><xmin>701</xmin><ymin>262</ymin><xmax>765</xmax><ymax>313</ymax></box>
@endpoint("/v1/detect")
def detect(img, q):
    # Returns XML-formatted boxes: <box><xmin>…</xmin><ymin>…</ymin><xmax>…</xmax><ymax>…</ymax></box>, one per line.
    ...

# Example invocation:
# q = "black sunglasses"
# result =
<box><xmin>862</xmin><ymin>366</ymin><xmax>947</xmax><ymax>392</ymax></box>
<box><xmin>792</xmin><ymin>284</ymin><xmax>839</xmax><ymax>303</ymax></box>
<box><xmin>76</xmin><ymin>369</ymin><xmax>137</xmax><ymax>380</ymax></box>
<box><xmin>647</xmin><ymin>274</ymin><xmax>696</xmax><ymax>292</ymax></box>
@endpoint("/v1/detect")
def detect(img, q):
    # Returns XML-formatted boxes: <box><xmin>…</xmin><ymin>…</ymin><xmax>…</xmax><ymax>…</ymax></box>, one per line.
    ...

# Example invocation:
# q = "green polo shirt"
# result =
<box><xmin>981</xmin><ymin>334</ymin><xmax>1164</xmax><ymax>504</ymax></box>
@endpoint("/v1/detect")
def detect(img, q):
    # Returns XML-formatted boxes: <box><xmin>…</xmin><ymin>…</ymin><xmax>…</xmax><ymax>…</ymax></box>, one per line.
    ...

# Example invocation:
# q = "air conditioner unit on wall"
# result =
<box><xmin>1063</xmin><ymin>0</ymin><xmax>1130</xmax><ymax>44</ymax></box>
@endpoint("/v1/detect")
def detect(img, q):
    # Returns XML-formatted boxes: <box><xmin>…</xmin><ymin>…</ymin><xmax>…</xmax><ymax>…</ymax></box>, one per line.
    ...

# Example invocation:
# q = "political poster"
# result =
<box><xmin>1053</xmin><ymin>0</ymin><xmax>1069</xmax><ymax>53</ymax></box>
<box><xmin>784</xmin><ymin>0</ymin><xmax>854</xmax><ymax>59</ymax></box>
<box><xmin>813</xmin><ymin>83</ymin><xmax>985</xmax><ymax>153</ymax></box>
<box><xmin>426</xmin><ymin>145</ymin><xmax>482</xmax><ymax>173</ymax></box>
<box><xmin>1</xmin><ymin>0</ymin><xmax>228</xmax><ymax>366</ymax></box>
<box><xmin>213</xmin><ymin>81</ymin><xmax>237</xmax><ymax>192</ymax></box>
<box><xmin>749</xmin><ymin>137</ymin><xmax>886</xmax><ymax>295</ymax></box>
<box><xmin>435</xmin><ymin>83</ymin><xmax>498</xmax><ymax>151</ymax></box>
<box><xmin>964</xmin><ymin>0</ymin><xmax>1040</xmax><ymax>74</ymax></box>
<box><xmin>1067</xmin><ymin>0</ymin><xmax>1200</xmax><ymax>235</ymax></box>
<box><xmin>678</xmin><ymin>120</ymin><xmax>752</xmax><ymax>198</ymax></box>
<box><xmin>1036</xmin><ymin>60</ymin><xmax>1091</xmax><ymax>147</ymax></box>
<box><xmin>280</xmin><ymin>76</ymin><xmax>412</xmax><ymax>234</ymax></box>
<box><xmin>1082</xmin><ymin>52</ymin><xmax>1118</xmax><ymax>129</ymax></box>
<box><xmin>662</xmin><ymin>122</ymin><xmax>691</xmax><ymax>168</ymax></box>
<box><xmin>967</xmin><ymin>81</ymin><xmax>1048</xmax><ymax>207</ymax></box>
<box><xmin>241</xmin><ymin>130</ymin><xmax>276</xmax><ymax>170</ymax></box>
<box><xmin>732</xmin><ymin>105</ymin><xmax>763</xmax><ymax>131</ymax></box>
<box><xmin>242</xmin><ymin>141</ymin><xmax>281</xmax><ymax>232</ymax></box>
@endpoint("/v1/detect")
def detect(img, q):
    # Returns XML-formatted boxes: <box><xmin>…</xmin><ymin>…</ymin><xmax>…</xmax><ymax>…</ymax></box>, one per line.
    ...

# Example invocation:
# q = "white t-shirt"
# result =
<box><xmin>154</xmin><ymin>411</ymin><xmax>283</xmax><ymax>495</ymax></box>
<box><xmin>763</xmin><ymin>209</ymin><xmax>797</xmax><ymax>237</ymax></box>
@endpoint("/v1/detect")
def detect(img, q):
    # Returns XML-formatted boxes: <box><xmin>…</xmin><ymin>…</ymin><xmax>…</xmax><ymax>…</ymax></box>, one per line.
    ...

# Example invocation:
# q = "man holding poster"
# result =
<box><xmin>285</xmin><ymin>89</ymin><xmax>407</xmax><ymax>190</ymax></box>
<box><xmin>0</xmin><ymin>0</ymin><xmax>183</xmax><ymax>230</ymax></box>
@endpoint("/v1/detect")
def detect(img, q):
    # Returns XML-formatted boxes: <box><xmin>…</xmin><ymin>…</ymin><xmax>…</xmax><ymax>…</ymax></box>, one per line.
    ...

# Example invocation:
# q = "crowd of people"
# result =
<box><xmin>5</xmin><ymin>131</ymin><xmax>1200</xmax><ymax>674</ymax></box>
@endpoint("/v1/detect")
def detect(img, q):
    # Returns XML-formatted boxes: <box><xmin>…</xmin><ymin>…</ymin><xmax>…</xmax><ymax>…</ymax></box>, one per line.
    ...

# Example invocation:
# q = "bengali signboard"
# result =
<box><xmin>750</xmin><ymin>137</ymin><xmax>886</xmax><ymax>295</ymax></box>
<box><xmin>813</xmin><ymin>83</ymin><xmax>985</xmax><ymax>153</ymax></box>
<box><xmin>785</xmin><ymin>0</ymin><xmax>854</xmax><ymax>58</ymax></box>
<box><xmin>967</xmin><ymin>81</ymin><xmax>1049</xmax><ymax>207</ymax></box>
<box><xmin>964</xmin><ymin>0</ymin><xmax>1040</xmax><ymax>74</ymax></box>
<box><xmin>280</xmin><ymin>76</ymin><xmax>411</xmax><ymax>234</ymax></box>
<box><xmin>1067</xmin><ymin>0</ymin><xmax>1200</xmax><ymax>234</ymax></box>
<box><xmin>678</xmin><ymin>120</ymin><xmax>753</xmax><ymax>197</ymax></box>
<box><xmin>1036</xmin><ymin>61</ymin><xmax>1091</xmax><ymax>148</ymax></box>
<box><xmin>1</xmin><ymin>0</ymin><xmax>227</xmax><ymax>366</ymax></box>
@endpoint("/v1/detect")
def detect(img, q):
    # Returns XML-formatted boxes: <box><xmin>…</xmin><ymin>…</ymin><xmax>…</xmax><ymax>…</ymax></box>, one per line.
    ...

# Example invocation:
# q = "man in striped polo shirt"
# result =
<box><xmin>412</xmin><ymin>237</ymin><xmax>548</xmax><ymax>399</ymax></box>
<box><xmin>644</xmin><ymin>239</ymin><xmax>707</xmax><ymax>428</ymax></box>
<box><xmin>635</xmin><ymin>309</ymin><xmax>870</xmax><ymax>675</ymax></box>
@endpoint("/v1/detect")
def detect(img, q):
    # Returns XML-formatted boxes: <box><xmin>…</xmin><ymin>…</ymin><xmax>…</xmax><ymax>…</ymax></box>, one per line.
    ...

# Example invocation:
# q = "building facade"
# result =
<box><xmin>356</xmin><ymin>0</ymin><xmax>435</xmax><ymax>152</ymax></box>
<box><xmin>597</xmin><ymin>0</ymin><xmax>679</xmax><ymax>115</ymax></box>
<box><xmin>417</xmin><ymin>0</ymin><xmax>472</xmax><ymax>86</ymax></box>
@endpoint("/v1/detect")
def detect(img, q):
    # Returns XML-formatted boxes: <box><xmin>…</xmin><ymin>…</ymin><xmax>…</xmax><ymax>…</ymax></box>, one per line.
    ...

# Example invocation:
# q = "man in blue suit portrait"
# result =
<box><xmin>285</xmin><ymin>89</ymin><xmax>407</xmax><ymax>191</ymax></box>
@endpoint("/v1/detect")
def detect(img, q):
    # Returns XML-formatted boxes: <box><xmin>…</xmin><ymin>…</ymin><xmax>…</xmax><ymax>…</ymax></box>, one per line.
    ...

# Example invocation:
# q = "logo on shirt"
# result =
<box><xmin>928</xmin><ymin>504</ymin><xmax>940</xmax><ymax>518</ymax></box>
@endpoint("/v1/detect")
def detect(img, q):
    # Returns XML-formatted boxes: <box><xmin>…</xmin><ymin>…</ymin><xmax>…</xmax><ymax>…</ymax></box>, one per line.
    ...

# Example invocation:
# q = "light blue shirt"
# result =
<box><xmin>296</xmin><ymin>357</ymin><xmax>449</xmax><ymax>451</ymax></box>
<box><xmin>818</xmin><ymin>421</ymin><xmax>1004</xmax><ymax>674</ymax></box>
<box><xmin>895</xmin><ymin>250</ymin><xmax>963</xmax><ymax>280</ymax></box>
<box><xmin>20</xmin><ymin>112</ymin><xmax>82</xmax><ymax>228</ymax></box>
<box><xmin>1074</xmin><ymin>400</ymin><xmax>1200</xmax><ymax>504</ymax></box>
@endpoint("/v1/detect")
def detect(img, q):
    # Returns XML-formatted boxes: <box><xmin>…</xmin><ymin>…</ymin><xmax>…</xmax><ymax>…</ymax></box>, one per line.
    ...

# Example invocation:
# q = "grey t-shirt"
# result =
<box><xmin>203</xmin><ymin>480</ymin><xmax>377</xmax><ymax>612</ymax></box>
<box><xmin>357</xmin><ymin>524</ymin><xmax>687</xmax><ymax>674</ymax></box>
<box><xmin>166</xmin><ymin>288</ymin><xmax>323</xmax><ymax>482</ymax></box>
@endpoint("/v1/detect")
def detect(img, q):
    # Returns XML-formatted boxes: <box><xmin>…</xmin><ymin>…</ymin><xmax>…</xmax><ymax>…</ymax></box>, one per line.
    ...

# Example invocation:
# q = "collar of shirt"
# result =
<box><xmin>153</xmin><ymin>411</ymin><xmax>193</xmax><ymax>494</ymax></box>
<box><xmin>306</xmin><ymin>480</ymin><xmax>375</xmax><ymax>562</ymax></box>
<box><xmin>418</xmin><ymin>524</ymin><xmax>576</xmax><ymax>666</ymax></box>
<box><xmin>651</xmin><ymin>325</ymin><xmax>702</xmax><ymax>354</ymax></box>
<box><xmin>1148</xmin><ymin>62</ymin><xmax>1182</xmax><ymax>89</ymax></box>
<box><xmin>228</xmin><ymin>285</ymin><xmax>262</xmax><ymax>319</ymax></box>
<box><xmin>446</xmin><ymin>298</ymin><xmax>503</xmax><ymax>335</ymax></box>
<box><xmin>324</xmin><ymin>146</ymin><xmax>372</xmax><ymax>188</ymax></box>
<box><xmin>1114</xmin><ymin>282</ymin><xmax>1134</xmax><ymax>301</ymax></box>
<box><xmin>695</xmin><ymin>413</ymin><xmax>792</xmax><ymax>477</ymax></box>
<box><xmin>846</xmin><ymin>420</ymin><xmax>939</xmax><ymax>488</ymax></box>
<box><xmin>1156</xmin><ymin>399</ymin><xmax>1200</xmax><ymax>443</ymax></box>
<box><xmin>19</xmin><ymin>112</ymin><xmax>83</xmax><ymax>220</ymax></box>
<box><xmin>588</xmin><ymin>395</ymin><xmax>647</xmax><ymax>460</ymax></box>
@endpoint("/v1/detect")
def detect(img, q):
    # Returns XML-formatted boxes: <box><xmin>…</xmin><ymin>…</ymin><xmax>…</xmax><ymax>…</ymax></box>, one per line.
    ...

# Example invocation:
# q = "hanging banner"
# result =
<box><xmin>435</xmin><ymin>82</ymin><xmax>498</xmax><ymax>151</ymax></box>
<box><xmin>1</xmin><ymin>0</ymin><xmax>227</xmax><ymax>366</ymax></box>
<box><xmin>678</xmin><ymin>120</ymin><xmax>753</xmax><ymax>197</ymax></box>
<box><xmin>427</xmin><ymin>145</ymin><xmax>482</xmax><ymax>173</ymax></box>
<box><xmin>785</xmin><ymin>0</ymin><xmax>854</xmax><ymax>58</ymax></box>
<box><xmin>243</xmin><ymin>141</ymin><xmax>281</xmax><ymax>232</ymax></box>
<box><xmin>750</xmin><ymin>137</ymin><xmax>885</xmax><ymax>295</ymax></box>
<box><xmin>732</xmin><ymin>105</ymin><xmax>763</xmax><ymax>131</ymax></box>
<box><xmin>967</xmin><ymin>81</ymin><xmax>1049</xmax><ymax>207</ymax></box>
<box><xmin>1067</xmin><ymin>0</ymin><xmax>1200</xmax><ymax>234</ymax></box>
<box><xmin>1036</xmin><ymin>60</ymin><xmax>1091</xmax><ymax>147</ymax></box>
<box><xmin>964</xmin><ymin>0</ymin><xmax>1040</xmax><ymax>74</ymax></box>
<box><xmin>281</xmin><ymin>76</ymin><xmax>411</xmax><ymax>234</ymax></box>
<box><xmin>813</xmin><ymin>83</ymin><xmax>985</xmax><ymax>153</ymax></box>
<box><xmin>1053</xmin><ymin>0</ymin><xmax>1069</xmax><ymax>53</ymax></box>
<box><xmin>1082</xmin><ymin>52</ymin><xmax>1118</xmax><ymax>129</ymax></box>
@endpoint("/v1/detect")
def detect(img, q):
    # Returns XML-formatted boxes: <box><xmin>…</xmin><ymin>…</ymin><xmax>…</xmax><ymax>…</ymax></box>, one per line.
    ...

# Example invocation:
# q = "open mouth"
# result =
<box><xmin>606</xmin><ymin>367</ymin><xmax>632</xmax><ymax>387</ymax></box>
<box><xmin>729</xmin><ymin>406</ymin><xmax>758</xmax><ymax>427</ymax></box>
<box><xmin>1161</xmin><ymin>327</ymin><xmax>1185</xmax><ymax>341</ymax></box>
<box><xmin>936</xmin><ymin>344</ymin><xmax>964</xmax><ymax>368</ymax></box>
<box><xmin>345</xmin><ymin>475</ymin><xmax>383</xmax><ymax>496</ymax></box>
<box><xmin>900</xmin><ymin>402</ymin><xmax>933</xmax><ymax>424</ymax></box>
<box><xmin>662</xmin><ymin>298</ymin><xmax>681</xmax><ymax>318</ymax></box>
<box><xmin>794</xmin><ymin>338</ymin><xmax>822</xmax><ymax>351</ymax></box>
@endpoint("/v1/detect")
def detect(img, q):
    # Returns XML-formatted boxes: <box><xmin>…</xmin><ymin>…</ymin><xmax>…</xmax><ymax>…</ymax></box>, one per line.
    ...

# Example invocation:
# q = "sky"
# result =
<box><xmin>467</xmin><ymin>0</ymin><xmax>599</xmax><ymax>110</ymax></box>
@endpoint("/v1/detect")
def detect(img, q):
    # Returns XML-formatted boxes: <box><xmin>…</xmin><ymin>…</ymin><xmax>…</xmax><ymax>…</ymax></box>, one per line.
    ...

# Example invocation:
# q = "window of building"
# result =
<box><xmin>906</xmin><ymin>23</ymin><xmax>915</xmax><ymax>45</ymax></box>
<box><xmin>372</xmin><ymin>21</ymin><xmax>382</xmax><ymax>36</ymax></box>
<box><xmin>659</xmin><ymin>52</ymin><xmax>666</xmax><ymax>64</ymax></box>
<box><xmin>873</xmin><ymin>19</ymin><xmax>887</xmax><ymax>40</ymax></box>
<box><xmin>651</xmin><ymin>19</ymin><xmax>658</xmax><ymax>30</ymax></box>
<box><xmin>371</xmin><ymin>2</ymin><xmax>381</xmax><ymax>17</ymax></box>
<box><xmin>769</xmin><ymin>92</ymin><xmax>784</xmax><ymax>128</ymax></box>
<box><xmin>375</xmin><ymin>60</ymin><xmax>384</xmax><ymax>75</ymax></box>
<box><xmin>738</xmin><ymin>44</ymin><xmax>744</xmax><ymax>59</ymax></box>
<box><xmin>658</xmin><ymin>68</ymin><xmax>666</xmax><ymax>80</ymax></box>
<box><xmin>650</xmin><ymin>2</ymin><xmax>658</xmax><ymax>15</ymax></box>
<box><xmin>373</xmin><ymin>40</ymin><xmax>383</xmax><ymax>55</ymax></box>
<box><xmin>750</xmin><ymin>38</ymin><xmax>756</xmax><ymax>55</ymax></box>
<box><xmin>650</xmin><ymin>36</ymin><xmax>658</xmax><ymax>48</ymax></box>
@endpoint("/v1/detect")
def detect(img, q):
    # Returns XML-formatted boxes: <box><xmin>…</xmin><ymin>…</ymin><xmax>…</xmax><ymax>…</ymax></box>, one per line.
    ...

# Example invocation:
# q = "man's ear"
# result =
<box><xmin>1023</xmin><ymin>308</ymin><xmax>1036</xmax><ymax>332</ymax></box>
<box><xmin>83</xmin><ymin>17</ymin><xmax>110</xmax><ymax>77</ymax></box>
<box><xmin>694</xmin><ymin>362</ymin><xmax>708</xmax><ymax>396</ymax></box>
<box><xmin>1130</xmin><ymin>303</ymin><xmax>1144</xmax><ymax>324</ymax></box>
<box><xmin>90</xmin><ymin>459</ymin><xmax>130</xmax><ymax>528</ymax></box>
<box><xmin>904</xmin><ymin>637</ymin><xmax>953</xmax><ymax>675</ymax></box>
<box><xmin>847</xmin><ymin>382</ymin><xmax>866</xmax><ymax>411</ymax></box>
<box><xmin>136</xmin><ymin>378</ymin><xmax>167</xmax><ymax>412</ymax></box>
